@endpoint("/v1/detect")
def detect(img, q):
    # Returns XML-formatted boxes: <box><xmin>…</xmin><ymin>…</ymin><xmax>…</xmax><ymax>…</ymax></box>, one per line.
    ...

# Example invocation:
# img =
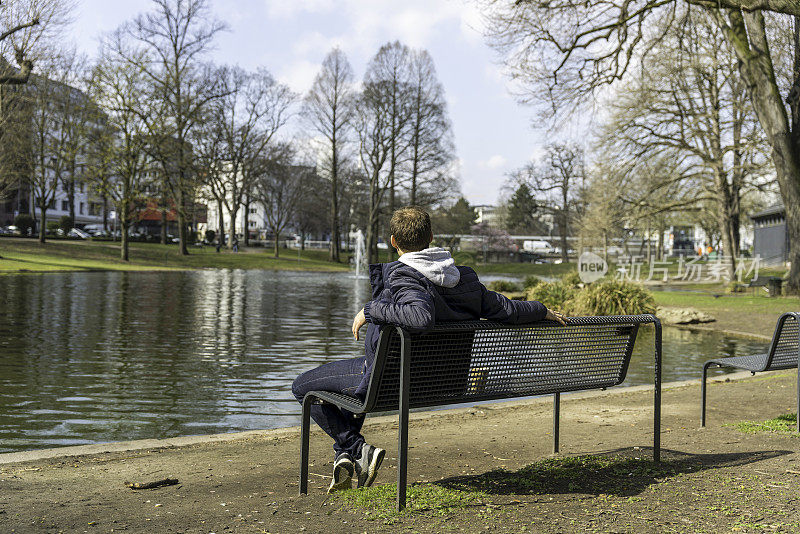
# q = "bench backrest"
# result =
<box><xmin>765</xmin><ymin>312</ymin><xmax>800</xmax><ymax>370</ymax></box>
<box><xmin>364</xmin><ymin>316</ymin><xmax>653</xmax><ymax>412</ymax></box>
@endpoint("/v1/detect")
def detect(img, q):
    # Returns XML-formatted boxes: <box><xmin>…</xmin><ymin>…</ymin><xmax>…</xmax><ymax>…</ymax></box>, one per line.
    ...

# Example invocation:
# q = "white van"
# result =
<box><xmin>522</xmin><ymin>240</ymin><xmax>554</xmax><ymax>254</ymax></box>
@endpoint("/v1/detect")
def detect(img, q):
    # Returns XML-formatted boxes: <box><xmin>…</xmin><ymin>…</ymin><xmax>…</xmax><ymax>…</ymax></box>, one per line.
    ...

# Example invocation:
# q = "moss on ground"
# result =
<box><xmin>729</xmin><ymin>414</ymin><xmax>798</xmax><ymax>435</ymax></box>
<box><xmin>338</xmin><ymin>482</ymin><xmax>485</xmax><ymax>524</ymax></box>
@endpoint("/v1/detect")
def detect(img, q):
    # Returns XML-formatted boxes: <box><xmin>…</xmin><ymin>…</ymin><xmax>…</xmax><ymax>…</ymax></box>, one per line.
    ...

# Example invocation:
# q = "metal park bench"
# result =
<box><xmin>701</xmin><ymin>312</ymin><xmax>800</xmax><ymax>431</ymax></box>
<box><xmin>299</xmin><ymin>315</ymin><xmax>663</xmax><ymax>510</ymax></box>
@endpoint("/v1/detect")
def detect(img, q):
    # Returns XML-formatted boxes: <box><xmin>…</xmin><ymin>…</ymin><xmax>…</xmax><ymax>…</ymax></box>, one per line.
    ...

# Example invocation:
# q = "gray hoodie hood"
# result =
<box><xmin>397</xmin><ymin>247</ymin><xmax>461</xmax><ymax>288</ymax></box>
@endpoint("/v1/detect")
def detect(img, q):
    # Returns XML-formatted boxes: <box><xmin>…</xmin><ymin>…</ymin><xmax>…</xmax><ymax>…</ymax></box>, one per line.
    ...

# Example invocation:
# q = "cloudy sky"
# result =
<box><xmin>70</xmin><ymin>0</ymin><xmax>551</xmax><ymax>205</ymax></box>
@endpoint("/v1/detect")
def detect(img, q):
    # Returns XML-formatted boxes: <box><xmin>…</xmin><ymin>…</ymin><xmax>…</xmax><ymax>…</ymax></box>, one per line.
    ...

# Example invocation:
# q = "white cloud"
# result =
<box><xmin>483</xmin><ymin>155</ymin><xmax>507</xmax><ymax>169</ymax></box>
<box><xmin>263</xmin><ymin>0</ymin><xmax>335</xmax><ymax>19</ymax></box>
<box><xmin>277</xmin><ymin>60</ymin><xmax>322</xmax><ymax>94</ymax></box>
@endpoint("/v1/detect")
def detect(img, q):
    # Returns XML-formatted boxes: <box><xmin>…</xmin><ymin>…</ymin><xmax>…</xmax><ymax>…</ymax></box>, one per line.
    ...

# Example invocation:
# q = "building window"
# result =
<box><xmin>79</xmin><ymin>202</ymin><xmax>84</xmax><ymax>215</ymax></box>
<box><xmin>89</xmin><ymin>202</ymin><xmax>102</xmax><ymax>216</ymax></box>
<box><xmin>249</xmin><ymin>208</ymin><xmax>257</xmax><ymax>214</ymax></box>
<box><xmin>48</xmin><ymin>198</ymin><xmax>55</xmax><ymax>210</ymax></box>
<box><xmin>249</xmin><ymin>221</ymin><xmax>255</xmax><ymax>227</ymax></box>
<box><xmin>61</xmin><ymin>200</ymin><xmax>69</xmax><ymax>211</ymax></box>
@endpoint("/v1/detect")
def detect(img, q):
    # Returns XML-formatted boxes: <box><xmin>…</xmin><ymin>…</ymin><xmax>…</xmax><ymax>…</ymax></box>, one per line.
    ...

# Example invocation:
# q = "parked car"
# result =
<box><xmin>522</xmin><ymin>240</ymin><xmax>555</xmax><ymax>254</ymax></box>
<box><xmin>68</xmin><ymin>228</ymin><xmax>91</xmax><ymax>239</ymax></box>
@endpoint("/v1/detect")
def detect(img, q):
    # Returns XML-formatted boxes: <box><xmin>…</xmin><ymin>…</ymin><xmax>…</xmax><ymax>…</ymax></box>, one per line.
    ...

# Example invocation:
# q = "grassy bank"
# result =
<box><xmin>651</xmin><ymin>289</ymin><xmax>800</xmax><ymax>338</ymax></box>
<box><xmin>0</xmin><ymin>237</ymin><xmax>349</xmax><ymax>273</ymax></box>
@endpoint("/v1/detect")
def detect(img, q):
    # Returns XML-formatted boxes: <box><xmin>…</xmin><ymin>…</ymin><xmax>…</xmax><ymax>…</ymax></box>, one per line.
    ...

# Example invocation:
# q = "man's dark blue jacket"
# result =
<box><xmin>356</xmin><ymin>260</ymin><xmax>547</xmax><ymax>396</ymax></box>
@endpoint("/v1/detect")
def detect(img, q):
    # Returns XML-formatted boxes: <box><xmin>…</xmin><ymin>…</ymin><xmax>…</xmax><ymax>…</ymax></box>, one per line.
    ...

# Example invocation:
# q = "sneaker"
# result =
<box><xmin>327</xmin><ymin>452</ymin><xmax>354</xmax><ymax>494</ymax></box>
<box><xmin>355</xmin><ymin>443</ymin><xmax>386</xmax><ymax>488</ymax></box>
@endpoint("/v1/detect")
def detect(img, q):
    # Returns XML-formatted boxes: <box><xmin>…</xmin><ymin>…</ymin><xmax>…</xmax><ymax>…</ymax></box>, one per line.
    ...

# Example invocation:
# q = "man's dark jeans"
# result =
<box><xmin>291</xmin><ymin>356</ymin><xmax>367</xmax><ymax>459</ymax></box>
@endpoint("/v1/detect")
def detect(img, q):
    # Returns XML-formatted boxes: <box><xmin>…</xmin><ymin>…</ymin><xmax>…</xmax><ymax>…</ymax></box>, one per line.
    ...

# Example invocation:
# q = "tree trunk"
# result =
<box><xmin>102</xmin><ymin>195</ymin><xmax>109</xmax><ymax>232</ymax></box>
<box><xmin>178</xmin><ymin>215</ymin><xmax>189</xmax><ymax>255</ymax></box>
<box><xmin>214</xmin><ymin>199</ymin><xmax>224</xmax><ymax>246</ymax></box>
<box><xmin>229</xmin><ymin>206</ymin><xmax>239</xmax><ymax>250</ymax></box>
<box><xmin>160</xmin><ymin>208</ymin><xmax>167</xmax><ymax>245</ymax></box>
<box><xmin>67</xmin><ymin>177</ymin><xmax>75</xmax><ymax>225</ymax></box>
<box><xmin>367</xmin><ymin>173</ymin><xmax>381</xmax><ymax>264</ymax></box>
<box><xmin>717</xmin><ymin>9</ymin><xmax>800</xmax><ymax>292</ymax></box>
<box><xmin>38</xmin><ymin>205</ymin><xmax>46</xmax><ymax>243</ymax></box>
<box><xmin>329</xmin><ymin>140</ymin><xmax>340</xmax><ymax>263</ymax></box>
<box><xmin>177</xmin><ymin>188</ymin><xmax>188</xmax><ymax>256</ymax></box>
<box><xmin>120</xmin><ymin>217</ymin><xmax>130</xmax><ymax>262</ymax></box>
<box><xmin>559</xmin><ymin>211</ymin><xmax>569</xmax><ymax>263</ymax></box>
<box><xmin>243</xmin><ymin>195</ymin><xmax>250</xmax><ymax>247</ymax></box>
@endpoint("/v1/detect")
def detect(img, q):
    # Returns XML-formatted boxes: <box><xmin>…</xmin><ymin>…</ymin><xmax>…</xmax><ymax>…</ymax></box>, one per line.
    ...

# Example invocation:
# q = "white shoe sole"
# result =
<box><xmin>362</xmin><ymin>448</ymin><xmax>385</xmax><ymax>488</ymax></box>
<box><xmin>327</xmin><ymin>461</ymin><xmax>354</xmax><ymax>493</ymax></box>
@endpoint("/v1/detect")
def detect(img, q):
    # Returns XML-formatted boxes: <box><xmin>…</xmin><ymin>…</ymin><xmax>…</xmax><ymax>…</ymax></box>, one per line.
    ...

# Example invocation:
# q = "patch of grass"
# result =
<box><xmin>338</xmin><ymin>482</ymin><xmax>485</xmax><ymax>523</ymax></box>
<box><xmin>0</xmin><ymin>238</ymin><xmax>349</xmax><ymax>273</ymax></box>
<box><xmin>440</xmin><ymin>454</ymin><xmax>681</xmax><ymax>497</ymax></box>
<box><xmin>652</xmin><ymin>290</ymin><xmax>800</xmax><ymax>313</ymax></box>
<box><xmin>729</xmin><ymin>414</ymin><xmax>798</xmax><ymax>435</ymax></box>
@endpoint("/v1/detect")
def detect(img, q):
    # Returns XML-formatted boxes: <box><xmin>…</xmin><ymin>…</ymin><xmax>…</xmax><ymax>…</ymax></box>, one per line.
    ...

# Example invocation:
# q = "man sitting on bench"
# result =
<box><xmin>291</xmin><ymin>206</ymin><xmax>567</xmax><ymax>493</ymax></box>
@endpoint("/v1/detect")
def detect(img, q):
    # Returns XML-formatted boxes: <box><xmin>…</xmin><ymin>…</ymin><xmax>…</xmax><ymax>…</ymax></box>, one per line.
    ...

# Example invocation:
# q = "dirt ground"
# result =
<box><xmin>1</xmin><ymin>371</ymin><xmax>799</xmax><ymax>534</ymax></box>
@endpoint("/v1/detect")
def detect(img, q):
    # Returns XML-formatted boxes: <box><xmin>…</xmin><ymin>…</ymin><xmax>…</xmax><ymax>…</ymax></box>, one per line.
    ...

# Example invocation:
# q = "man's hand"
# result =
<box><xmin>352</xmin><ymin>308</ymin><xmax>367</xmax><ymax>340</ymax></box>
<box><xmin>545</xmin><ymin>308</ymin><xmax>568</xmax><ymax>325</ymax></box>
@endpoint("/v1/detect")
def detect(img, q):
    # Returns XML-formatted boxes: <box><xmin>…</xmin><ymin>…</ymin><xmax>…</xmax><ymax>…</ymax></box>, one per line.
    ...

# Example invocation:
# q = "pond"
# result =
<box><xmin>0</xmin><ymin>270</ymin><xmax>769</xmax><ymax>453</ymax></box>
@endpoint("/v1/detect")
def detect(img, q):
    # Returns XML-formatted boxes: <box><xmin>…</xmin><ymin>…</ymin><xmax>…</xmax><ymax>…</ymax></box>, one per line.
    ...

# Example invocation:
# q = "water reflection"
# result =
<box><xmin>0</xmin><ymin>271</ymin><xmax>768</xmax><ymax>453</ymax></box>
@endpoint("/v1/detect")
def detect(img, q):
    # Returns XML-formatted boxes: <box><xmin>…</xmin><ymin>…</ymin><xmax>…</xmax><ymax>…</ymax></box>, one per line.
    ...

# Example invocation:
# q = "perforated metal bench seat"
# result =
<box><xmin>701</xmin><ymin>312</ymin><xmax>800</xmax><ymax>430</ymax></box>
<box><xmin>299</xmin><ymin>314</ymin><xmax>664</xmax><ymax>511</ymax></box>
<box><xmin>705</xmin><ymin>353</ymin><xmax>771</xmax><ymax>373</ymax></box>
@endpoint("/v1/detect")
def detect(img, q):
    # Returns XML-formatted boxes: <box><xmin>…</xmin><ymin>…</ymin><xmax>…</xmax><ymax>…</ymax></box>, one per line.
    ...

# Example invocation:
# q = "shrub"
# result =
<box><xmin>488</xmin><ymin>280</ymin><xmax>522</xmax><ymax>293</ymax></box>
<box><xmin>526</xmin><ymin>281</ymin><xmax>578</xmax><ymax>311</ymax></box>
<box><xmin>46</xmin><ymin>220</ymin><xmax>59</xmax><ymax>232</ymax></box>
<box><xmin>59</xmin><ymin>215</ymin><xmax>74</xmax><ymax>235</ymax></box>
<box><xmin>560</xmin><ymin>270</ymin><xmax>583</xmax><ymax>287</ymax></box>
<box><xmin>568</xmin><ymin>279</ymin><xmax>656</xmax><ymax>316</ymax></box>
<box><xmin>204</xmin><ymin>229</ymin><xmax>216</xmax><ymax>243</ymax></box>
<box><xmin>523</xmin><ymin>275</ymin><xmax>543</xmax><ymax>289</ymax></box>
<box><xmin>13</xmin><ymin>214</ymin><xmax>35</xmax><ymax>235</ymax></box>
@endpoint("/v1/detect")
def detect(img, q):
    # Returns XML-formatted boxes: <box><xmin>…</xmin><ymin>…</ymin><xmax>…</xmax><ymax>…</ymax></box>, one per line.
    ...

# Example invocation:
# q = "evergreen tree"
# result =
<box><xmin>506</xmin><ymin>183</ymin><xmax>538</xmax><ymax>233</ymax></box>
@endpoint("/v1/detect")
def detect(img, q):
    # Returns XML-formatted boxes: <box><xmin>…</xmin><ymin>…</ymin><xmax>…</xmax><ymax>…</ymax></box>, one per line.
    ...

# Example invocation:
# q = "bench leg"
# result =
<box><xmin>299</xmin><ymin>395</ymin><xmax>313</xmax><ymax>495</ymax></box>
<box><xmin>552</xmin><ymin>392</ymin><xmax>560</xmax><ymax>454</ymax></box>
<box><xmin>700</xmin><ymin>362</ymin><xmax>712</xmax><ymax>428</ymax></box>
<box><xmin>654</xmin><ymin>320</ymin><xmax>662</xmax><ymax>463</ymax></box>
<box><xmin>397</xmin><ymin>336</ymin><xmax>411</xmax><ymax>512</ymax></box>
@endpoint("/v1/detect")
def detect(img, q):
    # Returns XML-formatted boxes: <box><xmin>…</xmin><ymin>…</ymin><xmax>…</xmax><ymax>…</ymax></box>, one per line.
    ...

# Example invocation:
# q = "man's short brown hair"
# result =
<box><xmin>390</xmin><ymin>206</ymin><xmax>432</xmax><ymax>252</ymax></box>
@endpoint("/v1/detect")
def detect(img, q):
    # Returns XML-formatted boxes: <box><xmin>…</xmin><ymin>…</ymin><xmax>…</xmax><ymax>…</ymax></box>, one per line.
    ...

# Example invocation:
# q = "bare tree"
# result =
<box><xmin>366</xmin><ymin>41</ymin><xmax>415</xmax><ymax>261</ymax></box>
<box><xmin>28</xmin><ymin>51</ymin><xmax>87</xmax><ymax>243</ymax></box>
<box><xmin>594</xmin><ymin>12</ymin><xmax>771</xmax><ymax>273</ymax></box>
<box><xmin>405</xmin><ymin>49</ymin><xmax>457</xmax><ymax>208</ymax></box>
<box><xmin>113</xmin><ymin>0</ymin><xmax>227</xmax><ymax>255</ymax></box>
<box><xmin>0</xmin><ymin>0</ymin><xmax>74</xmax><ymax>85</ymax></box>
<box><xmin>302</xmin><ymin>47</ymin><xmax>355</xmax><ymax>263</ymax></box>
<box><xmin>512</xmin><ymin>144</ymin><xmax>586</xmax><ymax>263</ymax></box>
<box><xmin>254</xmin><ymin>143</ymin><xmax>313</xmax><ymax>258</ymax></box>
<box><xmin>215</xmin><ymin>65</ymin><xmax>294</xmax><ymax>249</ymax></box>
<box><xmin>0</xmin><ymin>0</ymin><xmax>73</xmax><ymax>202</ymax></box>
<box><xmin>356</xmin><ymin>78</ymin><xmax>394</xmax><ymax>263</ymax></box>
<box><xmin>483</xmin><ymin>0</ymin><xmax>800</xmax><ymax>291</ymax></box>
<box><xmin>192</xmin><ymin>106</ymin><xmax>227</xmax><ymax>246</ymax></box>
<box><xmin>54</xmin><ymin>50</ymin><xmax>92</xmax><ymax>227</ymax></box>
<box><xmin>87</xmin><ymin>39</ymin><xmax>152</xmax><ymax>261</ymax></box>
